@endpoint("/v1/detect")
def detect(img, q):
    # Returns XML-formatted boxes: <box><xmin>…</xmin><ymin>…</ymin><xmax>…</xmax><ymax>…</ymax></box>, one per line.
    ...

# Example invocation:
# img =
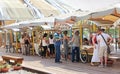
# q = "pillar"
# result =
<box><xmin>79</xmin><ymin>21</ymin><xmax>83</xmax><ymax>50</ymax></box>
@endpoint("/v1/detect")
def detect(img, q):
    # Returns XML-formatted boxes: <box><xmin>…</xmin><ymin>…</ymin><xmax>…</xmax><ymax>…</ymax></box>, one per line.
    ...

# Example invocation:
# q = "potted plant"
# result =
<box><xmin>107</xmin><ymin>59</ymin><xmax>114</xmax><ymax>66</ymax></box>
<box><xmin>103</xmin><ymin>59</ymin><xmax>114</xmax><ymax>66</ymax></box>
<box><xmin>0</xmin><ymin>61</ymin><xmax>6</xmax><ymax>72</ymax></box>
<box><xmin>0</xmin><ymin>65</ymin><xmax>2</xmax><ymax>73</ymax></box>
<box><xmin>1</xmin><ymin>63</ymin><xmax>9</xmax><ymax>73</ymax></box>
<box><xmin>13</xmin><ymin>63</ymin><xmax>22</xmax><ymax>70</ymax></box>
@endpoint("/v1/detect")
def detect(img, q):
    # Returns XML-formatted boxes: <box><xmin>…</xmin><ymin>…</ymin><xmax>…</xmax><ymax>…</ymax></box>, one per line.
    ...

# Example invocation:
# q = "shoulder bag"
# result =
<box><xmin>101</xmin><ymin>34</ymin><xmax>111</xmax><ymax>54</ymax></box>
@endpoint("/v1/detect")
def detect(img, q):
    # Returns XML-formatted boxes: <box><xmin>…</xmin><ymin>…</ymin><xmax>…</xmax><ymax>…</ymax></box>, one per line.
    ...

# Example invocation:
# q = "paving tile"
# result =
<box><xmin>0</xmin><ymin>48</ymin><xmax>120</xmax><ymax>74</ymax></box>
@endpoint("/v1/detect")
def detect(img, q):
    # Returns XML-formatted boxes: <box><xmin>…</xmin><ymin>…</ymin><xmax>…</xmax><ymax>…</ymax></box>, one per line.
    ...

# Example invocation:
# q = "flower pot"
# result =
<box><xmin>103</xmin><ymin>59</ymin><xmax>114</xmax><ymax>66</ymax></box>
<box><xmin>13</xmin><ymin>66</ymin><xmax>22</xmax><ymax>70</ymax></box>
<box><xmin>1</xmin><ymin>68</ymin><xmax>9</xmax><ymax>72</ymax></box>
<box><xmin>0</xmin><ymin>69</ymin><xmax>1</xmax><ymax>73</ymax></box>
<box><xmin>107</xmin><ymin>60</ymin><xmax>114</xmax><ymax>66</ymax></box>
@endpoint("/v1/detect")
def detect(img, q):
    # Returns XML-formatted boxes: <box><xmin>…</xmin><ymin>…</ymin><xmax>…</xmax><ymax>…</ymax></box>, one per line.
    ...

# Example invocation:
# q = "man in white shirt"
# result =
<box><xmin>97</xmin><ymin>28</ymin><xmax>112</xmax><ymax>67</ymax></box>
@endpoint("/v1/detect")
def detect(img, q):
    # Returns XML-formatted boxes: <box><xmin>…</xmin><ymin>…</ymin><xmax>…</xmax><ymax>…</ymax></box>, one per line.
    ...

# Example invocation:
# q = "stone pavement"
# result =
<box><xmin>0</xmin><ymin>48</ymin><xmax>120</xmax><ymax>74</ymax></box>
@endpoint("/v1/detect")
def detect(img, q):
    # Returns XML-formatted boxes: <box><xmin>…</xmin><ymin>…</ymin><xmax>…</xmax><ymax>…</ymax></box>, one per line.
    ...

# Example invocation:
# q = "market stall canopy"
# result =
<box><xmin>54</xmin><ymin>23</ymin><xmax>71</xmax><ymax>30</ymax></box>
<box><xmin>88</xmin><ymin>4</ymin><xmax>120</xmax><ymax>26</ymax></box>
<box><xmin>0</xmin><ymin>0</ymin><xmax>34</xmax><ymax>20</ymax></box>
<box><xmin>72</xmin><ymin>20</ymin><xmax>94</xmax><ymax>28</ymax></box>
<box><xmin>29</xmin><ymin>17</ymin><xmax>55</xmax><ymax>25</ymax></box>
<box><xmin>17</xmin><ymin>17</ymin><xmax>55</xmax><ymax>28</ymax></box>
<box><xmin>44</xmin><ymin>0</ymin><xmax>75</xmax><ymax>13</ymax></box>
<box><xmin>30</xmin><ymin>0</ymin><xmax>60</xmax><ymax>17</ymax></box>
<box><xmin>55</xmin><ymin>11</ymin><xmax>91</xmax><ymax>24</ymax></box>
<box><xmin>61</xmin><ymin>0</ymin><xmax>120</xmax><ymax>11</ymax></box>
<box><xmin>2</xmin><ymin>10</ymin><xmax>90</xmax><ymax>28</ymax></box>
<box><xmin>113</xmin><ymin>19</ymin><xmax>120</xmax><ymax>27</ymax></box>
<box><xmin>40</xmin><ymin>25</ymin><xmax>52</xmax><ymax>30</ymax></box>
<box><xmin>57</xmin><ymin>0</ymin><xmax>120</xmax><ymax>27</ymax></box>
<box><xmin>1</xmin><ymin>23</ymin><xmax>52</xmax><ymax>31</ymax></box>
<box><xmin>25</xmin><ymin>0</ymin><xmax>76</xmax><ymax>18</ymax></box>
<box><xmin>1</xmin><ymin>17</ymin><xmax>55</xmax><ymax>29</ymax></box>
<box><xmin>1</xmin><ymin>23</ymin><xmax>19</xmax><ymax>29</ymax></box>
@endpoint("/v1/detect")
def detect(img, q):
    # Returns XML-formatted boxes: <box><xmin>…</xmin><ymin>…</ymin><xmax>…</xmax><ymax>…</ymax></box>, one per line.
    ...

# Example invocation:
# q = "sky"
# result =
<box><xmin>61</xmin><ymin>0</ymin><xmax>120</xmax><ymax>11</ymax></box>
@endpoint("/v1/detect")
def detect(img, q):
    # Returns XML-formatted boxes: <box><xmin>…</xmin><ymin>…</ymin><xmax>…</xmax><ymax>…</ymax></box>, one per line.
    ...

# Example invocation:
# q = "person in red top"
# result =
<box><xmin>91</xmin><ymin>33</ymin><xmax>100</xmax><ymax>66</ymax></box>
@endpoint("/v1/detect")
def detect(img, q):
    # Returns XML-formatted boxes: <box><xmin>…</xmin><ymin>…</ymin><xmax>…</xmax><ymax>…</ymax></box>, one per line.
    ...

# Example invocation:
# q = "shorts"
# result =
<box><xmin>99</xmin><ymin>46</ymin><xmax>108</xmax><ymax>57</ymax></box>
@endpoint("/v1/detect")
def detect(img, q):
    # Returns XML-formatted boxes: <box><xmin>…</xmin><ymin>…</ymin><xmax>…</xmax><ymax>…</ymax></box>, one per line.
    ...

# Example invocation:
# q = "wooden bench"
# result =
<box><xmin>109</xmin><ymin>55</ymin><xmax>120</xmax><ymax>62</ymax></box>
<box><xmin>2</xmin><ymin>55</ymin><xmax>23</xmax><ymax>65</ymax></box>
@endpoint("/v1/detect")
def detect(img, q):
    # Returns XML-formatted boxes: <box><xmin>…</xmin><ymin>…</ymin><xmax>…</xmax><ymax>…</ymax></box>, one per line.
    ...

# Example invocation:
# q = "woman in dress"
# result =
<box><xmin>91</xmin><ymin>33</ymin><xmax>100</xmax><ymax>66</ymax></box>
<box><xmin>63</xmin><ymin>31</ymin><xmax>69</xmax><ymax>61</ymax></box>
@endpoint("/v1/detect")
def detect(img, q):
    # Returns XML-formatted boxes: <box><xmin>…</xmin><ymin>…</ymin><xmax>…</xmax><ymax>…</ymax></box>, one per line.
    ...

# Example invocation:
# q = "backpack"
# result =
<box><xmin>94</xmin><ymin>35</ymin><xmax>97</xmax><ymax>44</ymax></box>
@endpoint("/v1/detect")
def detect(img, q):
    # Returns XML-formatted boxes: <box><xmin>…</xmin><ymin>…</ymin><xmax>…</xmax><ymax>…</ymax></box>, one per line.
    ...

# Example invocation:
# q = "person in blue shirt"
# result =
<box><xmin>54</xmin><ymin>30</ymin><xmax>63</xmax><ymax>63</ymax></box>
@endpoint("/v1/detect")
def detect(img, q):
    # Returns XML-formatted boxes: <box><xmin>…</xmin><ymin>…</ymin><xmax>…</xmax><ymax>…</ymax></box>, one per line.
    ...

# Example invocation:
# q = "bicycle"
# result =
<box><xmin>61</xmin><ymin>43</ymin><xmax>88</xmax><ymax>63</ymax></box>
<box><xmin>79</xmin><ymin>49</ymin><xmax>88</xmax><ymax>63</ymax></box>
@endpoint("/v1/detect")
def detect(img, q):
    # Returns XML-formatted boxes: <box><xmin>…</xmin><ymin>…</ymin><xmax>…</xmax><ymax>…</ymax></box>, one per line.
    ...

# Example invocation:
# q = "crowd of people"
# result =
<box><xmin>5</xmin><ymin>28</ymin><xmax>113</xmax><ymax>67</ymax></box>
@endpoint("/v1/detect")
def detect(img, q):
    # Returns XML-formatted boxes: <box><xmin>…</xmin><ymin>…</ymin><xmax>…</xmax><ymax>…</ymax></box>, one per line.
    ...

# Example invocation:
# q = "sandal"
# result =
<box><xmin>91</xmin><ymin>63</ymin><xmax>95</xmax><ymax>66</ymax></box>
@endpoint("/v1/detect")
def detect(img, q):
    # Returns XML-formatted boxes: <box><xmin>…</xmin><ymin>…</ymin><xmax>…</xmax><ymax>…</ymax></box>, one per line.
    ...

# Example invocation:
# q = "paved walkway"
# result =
<box><xmin>0</xmin><ymin>48</ymin><xmax>120</xmax><ymax>74</ymax></box>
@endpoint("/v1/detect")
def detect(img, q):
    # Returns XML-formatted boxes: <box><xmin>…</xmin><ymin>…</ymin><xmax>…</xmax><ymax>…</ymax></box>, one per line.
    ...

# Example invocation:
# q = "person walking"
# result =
<box><xmin>97</xmin><ymin>28</ymin><xmax>112</xmax><ymax>67</ymax></box>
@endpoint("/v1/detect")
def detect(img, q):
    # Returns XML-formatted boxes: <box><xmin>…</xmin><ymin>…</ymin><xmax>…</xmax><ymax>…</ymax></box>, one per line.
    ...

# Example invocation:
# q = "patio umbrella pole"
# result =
<box><xmin>32</xmin><ymin>30</ymin><xmax>35</xmax><ymax>55</ymax></box>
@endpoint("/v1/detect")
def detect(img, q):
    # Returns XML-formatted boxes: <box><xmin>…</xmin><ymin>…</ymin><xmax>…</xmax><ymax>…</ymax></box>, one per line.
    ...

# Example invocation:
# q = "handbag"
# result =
<box><xmin>101</xmin><ymin>34</ymin><xmax>111</xmax><ymax>54</ymax></box>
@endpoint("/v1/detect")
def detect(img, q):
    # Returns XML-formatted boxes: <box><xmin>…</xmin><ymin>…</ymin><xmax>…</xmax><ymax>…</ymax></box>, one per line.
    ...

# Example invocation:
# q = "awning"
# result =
<box><xmin>1</xmin><ymin>17</ymin><xmax>55</xmax><ymax>29</ymax></box>
<box><xmin>54</xmin><ymin>23</ymin><xmax>71</xmax><ymax>30</ymax></box>
<box><xmin>55</xmin><ymin>11</ymin><xmax>90</xmax><ymax>24</ymax></box>
<box><xmin>45</xmin><ymin>0</ymin><xmax>75</xmax><ymax>13</ymax></box>
<box><xmin>113</xmin><ymin>19</ymin><xmax>120</xmax><ymax>27</ymax></box>
<box><xmin>1</xmin><ymin>23</ymin><xmax>19</xmax><ymax>29</ymax></box>
<box><xmin>89</xmin><ymin>6</ymin><xmax>120</xmax><ymax>26</ymax></box>
<box><xmin>60</xmin><ymin>0</ymin><xmax>120</xmax><ymax>11</ymax></box>
<box><xmin>30</xmin><ymin>0</ymin><xmax>60</xmax><ymax>17</ymax></box>
<box><xmin>30</xmin><ymin>17</ymin><xmax>55</xmax><ymax>25</ymax></box>
<box><xmin>0</xmin><ymin>0</ymin><xmax>34</xmax><ymax>20</ymax></box>
<box><xmin>18</xmin><ymin>17</ymin><xmax>55</xmax><ymax>28</ymax></box>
